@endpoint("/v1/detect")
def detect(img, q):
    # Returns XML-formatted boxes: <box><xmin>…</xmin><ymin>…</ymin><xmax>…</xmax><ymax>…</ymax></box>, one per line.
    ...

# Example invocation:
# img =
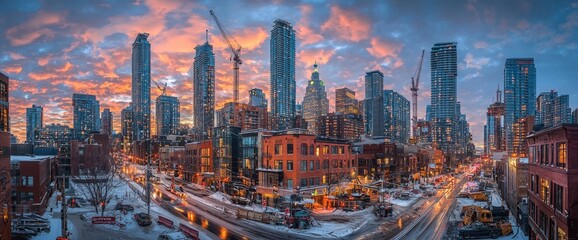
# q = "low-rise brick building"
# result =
<box><xmin>526</xmin><ymin>124</ymin><xmax>578</xmax><ymax>240</ymax></box>
<box><xmin>10</xmin><ymin>155</ymin><xmax>57</xmax><ymax>214</ymax></box>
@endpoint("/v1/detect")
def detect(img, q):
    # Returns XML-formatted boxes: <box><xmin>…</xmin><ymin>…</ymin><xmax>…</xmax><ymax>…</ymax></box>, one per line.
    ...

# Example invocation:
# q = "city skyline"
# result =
<box><xmin>2</xmin><ymin>0</ymin><xmax>578</xmax><ymax>146</ymax></box>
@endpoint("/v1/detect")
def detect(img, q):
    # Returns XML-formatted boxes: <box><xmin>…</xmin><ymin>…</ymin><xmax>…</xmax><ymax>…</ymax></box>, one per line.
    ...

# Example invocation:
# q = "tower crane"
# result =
<box><xmin>411</xmin><ymin>50</ymin><xmax>425</xmax><ymax>140</ymax></box>
<box><xmin>210</xmin><ymin>10</ymin><xmax>242</xmax><ymax>103</ymax></box>
<box><xmin>152</xmin><ymin>79</ymin><xmax>167</xmax><ymax>96</ymax></box>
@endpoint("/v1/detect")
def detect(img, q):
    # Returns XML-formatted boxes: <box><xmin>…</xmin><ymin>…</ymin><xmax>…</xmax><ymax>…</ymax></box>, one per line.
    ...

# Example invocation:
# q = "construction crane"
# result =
<box><xmin>410</xmin><ymin>50</ymin><xmax>425</xmax><ymax>139</ymax></box>
<box><xmin>152</xmin><ymin>79</ymin><xmax>167</xmax><ymax>96</ymax></box>
<box><xmin>210</xmin><ymin>10</ymin><xmax>242</xmax><ymax>103</ymax></box>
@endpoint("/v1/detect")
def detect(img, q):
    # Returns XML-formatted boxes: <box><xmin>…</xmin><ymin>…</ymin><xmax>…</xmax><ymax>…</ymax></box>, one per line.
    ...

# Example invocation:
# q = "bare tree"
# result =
<box><xmin>74</xmin><ymin>151</ymin><xmax>122</xmax><ymax>215</ymax></box>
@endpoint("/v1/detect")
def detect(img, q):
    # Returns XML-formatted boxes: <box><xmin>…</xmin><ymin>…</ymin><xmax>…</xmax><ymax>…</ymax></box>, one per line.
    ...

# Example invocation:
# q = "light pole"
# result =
<box><xmin>146</xmin><ymin>139</ymin><xmax>151</xmax><ymax>215</ymax></box>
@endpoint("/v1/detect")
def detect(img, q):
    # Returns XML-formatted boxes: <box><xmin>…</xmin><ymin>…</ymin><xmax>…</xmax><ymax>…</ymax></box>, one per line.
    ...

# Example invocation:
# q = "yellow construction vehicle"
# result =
<box><xmin>462</xmin><ymin>206</ymin><xmax>494</xmax><ymax>225</ymax></box>
<box><xmin>469</xmin><ymin>192</ymin><xmax>489</xmax><ymax>201</ymax></box>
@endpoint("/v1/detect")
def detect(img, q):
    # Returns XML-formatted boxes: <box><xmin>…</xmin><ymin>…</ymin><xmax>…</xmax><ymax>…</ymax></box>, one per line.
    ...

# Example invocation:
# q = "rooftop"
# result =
<box><xmin>11</xmin><ymin>155</ymin><xmax>56</xmax><ymax>163</ymax></box>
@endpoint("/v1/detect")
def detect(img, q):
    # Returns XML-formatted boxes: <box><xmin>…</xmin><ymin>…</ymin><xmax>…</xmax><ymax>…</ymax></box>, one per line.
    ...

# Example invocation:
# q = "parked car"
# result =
<box><xmin>134</xmin><ymin>212</ymin><xmax>152</xmax><ymax>226</ymax></box>
<box><xmin>115</xmin><ymin>203</ymin><xmax>134</xmax><ymax>211</ymax></box>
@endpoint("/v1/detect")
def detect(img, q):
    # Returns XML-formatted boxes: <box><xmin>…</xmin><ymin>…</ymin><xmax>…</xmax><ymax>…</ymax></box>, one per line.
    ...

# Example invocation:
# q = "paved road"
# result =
<box><xmin>392</xmin><ymin>175</ymin><xmax>468</xmax><ymax>240</ymax></box>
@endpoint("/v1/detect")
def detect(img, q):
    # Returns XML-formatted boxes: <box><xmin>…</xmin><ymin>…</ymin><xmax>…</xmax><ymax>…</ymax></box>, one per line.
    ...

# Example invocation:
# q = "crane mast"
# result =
<box><xmin>210</xmin><ymin>10</ymin><xmax>242</xmax><ymax>103</ymax></box>
<box><xmin>411</xmin><ymin>50</ymin><xmax>425</xmax><ymax>139</ymax></box>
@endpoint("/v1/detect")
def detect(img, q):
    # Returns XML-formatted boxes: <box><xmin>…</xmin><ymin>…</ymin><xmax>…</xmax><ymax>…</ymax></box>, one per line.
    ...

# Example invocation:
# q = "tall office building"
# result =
<box><xmin>132</xmin><ymin>33</ymin><xmax>151</xmax><ymax>141</ymax></box>
<box><xmin>336</xmin><ymin>87</ymin><xmax>359</xmax><ymax>115</ymax></box>
<box><xmin>302</xmin><ymin>63</ymin><xmax>329</xmax><ymax>134</ymax></box>
<box><xmin>484</xmin><ymin>87</ymin><xmax>506</xmax><ymax>155</ymax></box>
<box><xmin>101</xmin><ymin>108</ymin><xmax>113</xmax><ymax>136</ymax></box>
<box><xmin>504</xmin><ymin>58</ymin><xmax>536</xmax><ymax>154</ymax></box>
<box><xmin>364</xmin><ymin>70</ymin><xmax>384</xmax><ymax>137</ymax></box>
<box><xmin>536</xmin><ymin>90</ymin><xmax>571</xmax><ymax>128</ymax></box>
<box><xmin>26</xmin><ymin>104</ymin><xmax>43</xmax><ymax>144</ymax></box>
<box><xmin>383</xmin><ymin>90</ymin><xmax>410</xmax><ymax>143</ymax></box>
<box><xmin>34</xmin><ymin>123</ymin><xmax>72</xmax><ymax>148</ymax></box>
<box><xmin>573</xmin><ymin>108</ymin><xmax>578</xmax><ymax>124</ymax></box>
<box><xmin>73</xmin><ymin>93</ymin><xmax>100</xmax><ymax>140</ymax></box>
<box><xmin>156</xmin><ymin>95</ymin><xmax>180</xmax><ymax>136</ymax></box>
<box><xmin>430</xmin><ymin>42</ymin><xmax>458</xmax><ymax>152</ymax></box>
<box><xmin>270</xmin><ymin>19</ymin><xmax>296</xmax><ymax>130</ymax></box>
<box><xmin>192</xmin><ymin>38</ymin><xmax>215</xmax><ymax>140</ymax></box>
<box><xmin>249</xmin><ymin>88</ymin><xmax>267</xmax><ymax>110</ymax></box>
<box><xmin>0</xmin><ymin>72</ymin><xmax>11</xmax><ymax>239</ymax></box>
<box><xmin>121</xmin><ymin>105</ymin><xmax>133</xmax><ymax>153</ymax></box>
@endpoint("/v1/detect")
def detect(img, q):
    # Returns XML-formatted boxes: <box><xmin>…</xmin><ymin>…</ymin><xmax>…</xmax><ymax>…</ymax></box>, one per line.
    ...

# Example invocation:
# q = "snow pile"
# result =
<box><xmin>209</xmin><ymin>192</ymin><xmax>232</xmax><ymax>204</ymax></box>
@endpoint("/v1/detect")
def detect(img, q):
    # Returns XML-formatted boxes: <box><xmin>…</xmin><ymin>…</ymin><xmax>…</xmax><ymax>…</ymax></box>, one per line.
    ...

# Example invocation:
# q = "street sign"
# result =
<box><xmin>92</xmin><ymin>216</ymin><xmax>115</xmax><ymax>224</ymax></box>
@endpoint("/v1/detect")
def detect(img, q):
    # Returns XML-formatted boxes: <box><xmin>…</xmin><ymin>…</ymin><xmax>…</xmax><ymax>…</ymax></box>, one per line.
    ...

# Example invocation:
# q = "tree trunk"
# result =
<box><xmin>94</xmin><ymin>205</ymin><xmax>99</xmax><ymax>215</ymax></box>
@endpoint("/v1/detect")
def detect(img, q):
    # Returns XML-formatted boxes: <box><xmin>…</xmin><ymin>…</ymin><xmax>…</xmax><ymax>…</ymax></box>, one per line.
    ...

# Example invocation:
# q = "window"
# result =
<box><xmin>20</xmin><ymin>192</ymin><xmax>34</xmax><ymax>202</ymax></box>
<box><xmin>529</xmin><ymin>146</ymin><xmax>535</xmax><ymax>163</ymax></box>
<box><xmin>300</xmin><ymin>144</ymin><xmax>308</xmax><ymax>155</ymax></box>
<box><xmin>21</xmin><ymin>176</ymin><xmax>33</xmax><ymax>187</ymax></box>
<box><xmin>540</xmin><ymin>178</ymin><xmax>550</xmax><ymax>205</ymax></box>
<box><xmin>309</xmin><ymin>178</ymin><xmax>314</xmax><ymax>186</ymax></box>
<box><xmin>545</xmin><ymin>144</ymin><xmax>549</xmax><ymax>165</ymax></box>
<box><xmin>274</xmin><ymin>144</ymin><xmax>282</xmax><ymax>155</ymax></box>
<box><xmin>331</xmin><ymin>146</ymin><xmax>337</xmax><ymax>154</ymax></box>
<box><xmin>323</xmin><ymin>160</ymin><xmax>329</xmax><ymax>169</ymax></box>
<box><xmin>287</xmin><ymin>143</ymin><xmax>294</xmax><ymax>154</ymax></box>
<box><xmin>300</xmin><ymin>178</ymin><xmax>307</xmax><ymax>187</ymax></box>
<box><xmin>339</xmin><ymin>146</ymin><xmax>344</xmax><ymax>154</ymax></box>
<box><xmin>287</xmin><ymin>161</ymin><xmax>293</xmax><ymax>171</ymax></box>
<box><xmin>309</xmin><ymin>145</ymin><xmax>314</xmax><ymax>155</ymax></box>
<box><xmin>323</xmin><ymin>145</ymin><xmax>330</xmax><ymax>154</ymax></box>
<box><xmin>530</xmin><ymin>174</ymin><xmax>535</xmax><ymax>194</ymax></box>
<box><xmin>275</xmin><ymin>160</ymin><xmax>283</xmax><ymax>170</ymax></box>
<box><xmin>287</xmin><ymin>179</ymin><xmax>293</xmax><ymax>189</ymax></box>
<box><xmin>310</xmin><ymin>160</ymin><xmax>314</xmax><ymax>171</ymax></box>
<box><xmin>315</xmin><ymin>146</ymin><xmax>320</xmax><ymax>156</ymax></box>
<box><xmin>553</xmin><ymin>183</ymin><xmax>563</xmax><ymax>212</ymax></box>
<box><xmin>316</xmin><ymin>160</ymin><xmax>320</xmax><ymax>170</ymax></box>
<box><xmin>557</xmin><ymin>143</ymin><xmax>567</xmax><ymax>168</ymax></box>
<box><xmin>300</xmin><ymin>160</ymin><xmax>307</xmax><ymax>171</ymax></box>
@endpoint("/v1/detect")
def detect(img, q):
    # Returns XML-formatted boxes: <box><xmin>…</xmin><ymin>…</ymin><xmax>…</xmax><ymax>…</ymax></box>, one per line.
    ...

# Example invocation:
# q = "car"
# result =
<box><xmin>134</xmin><ymin>212</ymin><xmax>152</xmax><ymax>226</ymax></box>
<box><xmin>115</xmin><ymin>203</ymin><xmax>134</xmax><ymax>211</ymax></box>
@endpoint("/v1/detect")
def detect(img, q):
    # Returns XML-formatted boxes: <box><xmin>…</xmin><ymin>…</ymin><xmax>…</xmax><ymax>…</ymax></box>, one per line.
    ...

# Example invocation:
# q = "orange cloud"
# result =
<box><xmin>366</xmin><ymin>37</ymin><xmax>404</xmax><ymax>69</ymax></box>
<box><xmin>55</xmin><ymin>61</ymin><xmax>74</xmax><ymax>73</ymax></box>
<box><xmin>321</xmin><ymin>5</ymin><xmax>371</xmax><ymax>42</ymax></box>
<box><xmin>10</xmin><ymin>52</ymin><xmax>26</xmax><ymax>60</ymax></box>
<box><xmin>295</xmin><ymin>5</ymin><xmax>324</xmax><ymax>45</ymax></box>
<box><xmin>28</xmin><ymin>72</ymin><xmax>58</xmax><ymax>81</ymax></box>
<box><xmin>210</xmin><ymin>26</ymin><xmax>269</xmax><ymax>55</ymax></box>
<box><xmin>297</xmin><ymin>48</ymin><xmax>336</xmax><ymax>66</ymax></box>
<box><xmin>6</xmin><ymin>11</ymin><xmax>66</xmax><ymax>46</ymax></box>
<box><xmin>2</xmin><ymin>64</ymin><xmax>22</xmax><ymax>74</ymax></box>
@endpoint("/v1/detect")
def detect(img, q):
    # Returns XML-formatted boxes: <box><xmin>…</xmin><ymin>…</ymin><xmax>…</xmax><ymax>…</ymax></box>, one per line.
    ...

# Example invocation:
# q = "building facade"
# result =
<box><xmin>156</xmin><ymin>95</ymin><xmax>180</xmax><ymax>136</ymax></box>
<box><xmin>121</xmin><ymin>105</ymin><xmax>133</xmax><ymax>153</ymax></box>
<box><xmin>132</xmin><ymin>33</ymin><xmax>151</xmax><ymax>142</ymax></box>
<box><xmin>504</xmin><ymin>58</ymin><xmax>536</xmax><ymax>155</ymax></box>
<box><xmin>26</xmin><ymin>105</ymin><xmax>43</xmax><ymax>144</ymax></box>
<box><xmin>216</xmin><ymin>102</ymin><xmax>268</xmax><ymax>130</ymax></box>
<box><xmin>430</xmin><ymin>42</ymin><xmax>458</xmax><ymax>153</ymax></box>
<box><xmin>212</xmin><ymin>126</ymin><xmax>241</xmax><ymax>193</ymax></box>
<box><xmin>72</xmin><ymin>93</ymin><xmax>100</xmax><ymax>140</ymax></box>
<box><xmin>526</xmin><ymin>124</ymin><xmax>578</xmax><ymax>240</ymax></box>
<box><xmin>317</xmin><ymin>113</ymin><xmax>363</xmax><ymax>141</ymax></box>
<box><xmin>302</xmin><ymin>63</ymin><xmax>329</xmax><ymax>134</ymax></box>
<box><xmin>364</xmin><ymin>70</ymin><xmax>384</xmax><ymax>137</ymax></box>
<box><xmin>10</xmin><ymin>155</ymin><xmax>56</xmax><ymax>214</ymax></box>
<box><xmin>249</xmin><ymin>88</ymin><xmax>268</xmax><ymax>110</ymax></box>
<box><xmin>34</xmin><ymin>123</ymin><xmax>72</xmax><ymax>148</ymax></box>
<box><xmin>573</xmin><ymin>108</ymin><xmax>578</xmax><ymax>124</ymax></box>
<box><xmin>383</xmin><ymin>90</ymin><xmax>410</xmax><ymax>143</ymax></box>
<box><xmin>270</xmin><ymin>19</ymin><xmax>296</xmax><ymax>130</ymax></box>
<box><xmin>0</xmin><ymin>72</ymin><xmax>11</xmax><ymax>238</ymax></box>
<box><xmin>192</xmin><ymin>39</ymin><xmax>215</xmax><ymax>140</ymax></box>
<box><xmin>536</xmin><ymin>90</ymin><xmax>571</xmax><ymax>128</ymax></box>
<box><xmin>485</xmin><ymin>87</ymin><xmax>506</xmax><ymax>155</ymax></box>
<box><xmin>101</xmin><ymin>108</ymin><xmax>113</xmax><ymax>136</ymax></box>
<box><xmin>335</xmin><ymin>87</ymin><xmax>359</xmax><ymax>115</ymax></box>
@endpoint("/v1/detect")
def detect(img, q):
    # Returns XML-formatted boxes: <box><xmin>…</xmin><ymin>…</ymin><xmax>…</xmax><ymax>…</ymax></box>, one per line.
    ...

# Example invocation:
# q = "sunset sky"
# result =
<box><xmin>2</xmin><ymin>0</ymin><xmax>578</xmax><ymax>146</ymax></box>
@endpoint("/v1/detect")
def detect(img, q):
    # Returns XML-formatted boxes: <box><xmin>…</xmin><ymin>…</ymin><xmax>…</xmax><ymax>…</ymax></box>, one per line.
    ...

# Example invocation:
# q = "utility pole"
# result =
<box><xmin>146</xmin><ymin>139</ymin><xmax>151</xmax><ymax>215</ymax></box>
<box><xmin>59</xmin><ymin>175</ymin><xmax>68</xmax><ymax>238</ymax></box>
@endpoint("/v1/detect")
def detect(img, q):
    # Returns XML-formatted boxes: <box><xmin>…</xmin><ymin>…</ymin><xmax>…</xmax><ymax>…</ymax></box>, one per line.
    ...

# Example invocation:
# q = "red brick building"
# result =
<box><xmin>10</xmin><ymin>155</ymin><xmax>57</xmax><ymax>215</ymax></box>
<box><xmin>215</xmin><ymin>102</ymin><xmax>268</xmax><ymax>130</ymax></box>
<box><xmin>70</xmin><ymin>133</ymin><xmax>112</xmax><ymax>176</ymax></box>
<box><xmin>258</xmin><ymin>133</ymin><xmax>354</xmax><ymax>202</ymax></box>
<box><xmin>184</xmin><ymin>140</ymin><xmax>212</xmax><ymax>184</ymax></box>
<box><xmin>0</xmin><ymin>72</ymin><xmax>10</xmax><ymax>239</ymax></box>
<box><xmin>526</xmin><ymin>124</ymin><xmax>578</xmax><ymax>240</ymax></box>
<box><xmin>353</xmin><ymin>139</ymin><xmax>401</xmax><ymax>183</ymax></box>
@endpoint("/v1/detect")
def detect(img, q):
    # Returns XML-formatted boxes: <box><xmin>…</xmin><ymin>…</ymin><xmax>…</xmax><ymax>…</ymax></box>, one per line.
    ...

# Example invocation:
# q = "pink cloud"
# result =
<box><xmin>295</xmin><ymin>5</ymin><xmax>324</xmax><ymax>45</ymax></box>
<box><xmin>321</xmin><ymin>5</ymin><xmax>371</xmax><ymax>42</ymax></box>
<box><xmin>2</xmin><ymin>64</ymin><xmax>22</xmax><ymax>74</ymax></box>
<box><xmin>6</xmin><ymin>11</ymin><xmax>66</xmax><ymax>46</ymax></box>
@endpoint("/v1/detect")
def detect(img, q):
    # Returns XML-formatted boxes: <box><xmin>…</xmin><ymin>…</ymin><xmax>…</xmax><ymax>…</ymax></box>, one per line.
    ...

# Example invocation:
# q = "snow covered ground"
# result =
<box><xmin>388</xmin><ymin>193</ymin><xmax>422</xmax><ymax>207</ymax></box>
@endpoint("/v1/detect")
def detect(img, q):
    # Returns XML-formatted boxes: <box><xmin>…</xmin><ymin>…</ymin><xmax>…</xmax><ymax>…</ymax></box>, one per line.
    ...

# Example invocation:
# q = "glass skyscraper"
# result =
<box><xmin>26</xmin><ymin>104</ymin><xmax>43</xmax><ymax>144</ymax></box>
<box><xmin>364</xmin><ymin>70</ymin><xmax>384</xmax><ymax>137</ymax></box>
<box><xmin>484</xmin><ymin>87</ymin><xmax>505</xmax><ymax>155</ymax></box>
<box><xmin>73</xmin><ymin>93</ymin><xmax>100</xmax><ymax>140</ymax></box>
<box><xmin>430</xmin><ymin>42</ymin><xmax>458</xmax><ymax>152</ymax></box>
<box><xmin>156</xmin><ymin>95</ymin><xmax>180</xmax><ymax>136</ymax></box>
<box><xmin>270</xmin><ymin>19</ymin><xmax>296</xmax><ymax>130</ymax></box>
<box><xmin>131</xmin><ymin>33</ymin><xmax>151</xmax><ymax>141</ymax></box>
<box><xmin>503</xmin><ymin>58</ymin><xmax>536</xmax><ymax>154</ymax></box>
<box><xmin>121</xmin><ymin>105</ymin><xmax>133</xmax><ymax>153</ymax></box>
<box><xmin>335</xmin><ymin>87</ymin><xmax>359</xmax><ymax>115</ymax></box>
<box><xmin>383</xmin><ymin>90</ymin><xmax>410</xmax><ymax>143</ymax></box>
<box><xmin>249</xmin><ymin>88</ymin><xmax>267</xmax><ymax>110</ymax></box>
<box><xmin>535</xmin><ymin>90</ymin><xmax>571</xmax><ymax>128</ymax></box>
<box><xmin>192</xmin><ymin>39</ymin><xmax>215</xmax><ymax>140</ymax></box>
<box><xmin>302</xmin><ymin>63</ymin><xmax>329</xmax><ymax>134</ymax></box>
